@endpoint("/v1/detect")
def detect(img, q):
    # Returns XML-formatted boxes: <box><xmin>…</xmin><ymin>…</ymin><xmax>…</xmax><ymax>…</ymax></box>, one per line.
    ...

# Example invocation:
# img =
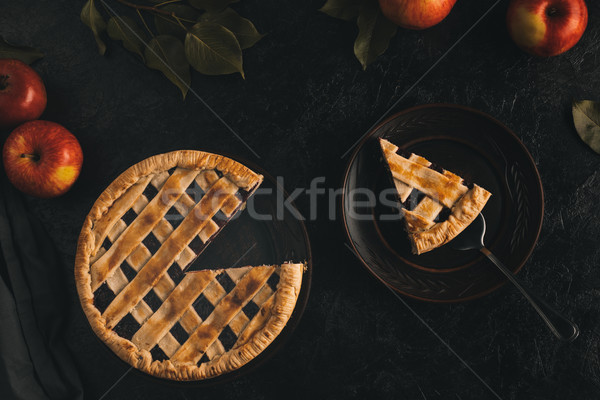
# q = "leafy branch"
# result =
<box><xmin>0</xmin><ymin>37</ymin><xmax>44</xmax><ymax>64</ymax></box>
<box><xmin>114</xmin><ymin>0</ymin><xmax>177</xmax><ymax>17</ymax></box>
<box><xmin>320</xmin><ymin>0</ymin><xmax>396</xmax><ymax>70</ymax></box>
<box><xmin>80</xmin><ymin>0</ymin><xmax>264</xmax><ymax>99</ymax></box>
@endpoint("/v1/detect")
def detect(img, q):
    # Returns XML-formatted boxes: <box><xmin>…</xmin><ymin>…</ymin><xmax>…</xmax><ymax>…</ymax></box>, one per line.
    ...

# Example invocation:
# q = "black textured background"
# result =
<box><xmin>2</xmin><ymin>0</ymin><xmax>600</xmax><ymax>399</ymax></box>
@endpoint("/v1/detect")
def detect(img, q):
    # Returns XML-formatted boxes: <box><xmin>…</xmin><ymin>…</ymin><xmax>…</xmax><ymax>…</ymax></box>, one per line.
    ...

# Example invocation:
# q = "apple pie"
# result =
<box><xmin>380</xmin><ymin>138</ymin><xmax>491</xmax><ymax>255</ymax></box>
<box><xmin>75</xmin><ymin>151</ymin><xmax>304</xmax><ymax>380</ymax></box>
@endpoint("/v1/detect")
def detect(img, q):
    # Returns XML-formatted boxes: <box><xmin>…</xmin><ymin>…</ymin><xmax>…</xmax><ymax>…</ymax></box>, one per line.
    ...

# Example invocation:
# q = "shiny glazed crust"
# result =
<box><xmin>409</xmin><ymin>185</ymin><xmax>491</xmax><ymax>254</ymax></box>
<box><xmin>380</xmin><ymin>139</ymin><xmax>492</xmax><ymax>254</ymax></box>
<box><xmin>75</xmin><ymin>151</ymin><xmax>303</xmax><ymax>380</ymax></box>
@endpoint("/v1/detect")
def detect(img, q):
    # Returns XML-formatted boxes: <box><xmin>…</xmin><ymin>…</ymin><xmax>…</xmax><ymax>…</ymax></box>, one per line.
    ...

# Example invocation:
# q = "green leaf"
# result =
<box><xmin>573</xmin><ymin>100</ymin><xmax>600</xmax><ymax>154</ymax></box>
<box><xmin>154</xmin><ymin>4</ymin><xmax>199</xmax><ymax>40</ymax></box>
<box><xmin>81</xmin><ymin>0</ymin><xmax>107</xmax><ymax>55</ymax></box>
<box><xmin>200</xmin><ymin>8</ymin><xmax>264</xmax><ymax>49</ymax></box>
<box><xmin>145</xmin><ymin>35</ymin><xmax>191</xmax><ymax>99</ymax></box>
<box><xmin>354</xmin><ymin>1</ymin><xmax>397</xmax><ymax>70</ymax></box>
<box><xmin>0</xmin><ymin>37</ymin><xmax>43</xmax><ymax>64</ymax></box>
<box><xmin>319</xmin><ymin>0</ymin><xmax>365</xmax><ymax>21</ymax></box>
<box><xmin>107</xmin><ymin>16</ymin><xmax>146</xmax><ymax>60</ymax></box>
<box><xmin>184</xmin><ymin>21</ymin><xmax>243</xmax><ymax>77</ymax></box>
<box><xmin>188</xmin><ymin>0</ymin><xmax>239</xmax><ymax>12</ymax></box>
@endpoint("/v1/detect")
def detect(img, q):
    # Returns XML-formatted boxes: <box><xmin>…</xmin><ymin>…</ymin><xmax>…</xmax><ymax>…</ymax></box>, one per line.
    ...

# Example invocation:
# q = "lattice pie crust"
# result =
<box><xmin>380</xmin><ymin>139</ymin><xmax>491</xmax><ymax>254</ymax></box>
<box><xmin>75</xmin><ymin>151</ymin><xmax>304</xmax><ymax>380</ymax></box>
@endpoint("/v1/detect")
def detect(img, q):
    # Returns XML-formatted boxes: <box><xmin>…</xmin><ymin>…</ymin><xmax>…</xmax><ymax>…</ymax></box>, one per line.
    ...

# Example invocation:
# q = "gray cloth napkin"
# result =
<box><xmin>0</xmin><ymin>174</ymin><xmax>83</xmax><ymax>400</ymax></box>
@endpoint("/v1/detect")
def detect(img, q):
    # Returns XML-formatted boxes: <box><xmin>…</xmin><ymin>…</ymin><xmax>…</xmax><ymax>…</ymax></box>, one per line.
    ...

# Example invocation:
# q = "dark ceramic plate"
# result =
<box><xmin>342</xmin><ymin>104</ymin><xmax>543</xmax><ymax>302</ymax></box>
<box><xmin>92</xmin><ymin>161</ymin><xmax>312</xmax><ymax>386</ymax></box>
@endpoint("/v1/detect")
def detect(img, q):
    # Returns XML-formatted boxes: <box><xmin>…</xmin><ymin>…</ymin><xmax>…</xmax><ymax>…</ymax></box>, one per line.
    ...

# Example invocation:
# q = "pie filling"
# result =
<box><xmin>379</xmin><ymin>138</ymin><xmax>492</xmax><ymax>255</ymax></box>
<box><xmin>75</xmin><ymin>151</ymin><xmax>304</xmax><ymax>381</ymax></box>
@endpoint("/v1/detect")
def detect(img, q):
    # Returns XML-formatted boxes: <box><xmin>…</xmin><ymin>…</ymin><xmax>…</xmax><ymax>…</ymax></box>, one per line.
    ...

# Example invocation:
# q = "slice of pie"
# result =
<box><xmin>379</xmin><ymin>138</ymin><xmax>492</xmax><ymax>255</ymax></box>
<box><xmin>75</xmin><ymin>151</ymin><xmax>304</xmax><ymax>380</ymax></box>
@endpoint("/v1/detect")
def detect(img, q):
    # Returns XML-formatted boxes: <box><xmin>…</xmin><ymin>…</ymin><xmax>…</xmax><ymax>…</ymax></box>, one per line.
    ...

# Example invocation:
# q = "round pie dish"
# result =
<box><xmin>341</xmin><ymin>104</ymin><xmax>544</xmax><ymax>302</ymax></box>
<box><xmin>75</xmin><ymin>150</ymin><xmax>310</xmax><ymax>381</ymax></box>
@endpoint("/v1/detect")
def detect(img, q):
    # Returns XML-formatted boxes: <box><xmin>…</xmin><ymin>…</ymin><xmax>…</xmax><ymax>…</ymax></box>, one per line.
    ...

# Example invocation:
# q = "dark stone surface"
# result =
<box><xmin>2</xmin><ymin>0</ymin><xmax>600</xmax><ymax>399</ymax></box>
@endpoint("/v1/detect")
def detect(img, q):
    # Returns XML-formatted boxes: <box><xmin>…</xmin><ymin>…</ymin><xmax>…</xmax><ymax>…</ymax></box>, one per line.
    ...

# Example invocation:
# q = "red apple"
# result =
<box><xmin>0</xmin><ymin>59</ymin><xmax>47</xmax><ymax>129</ymax></box>
<box><xmin>507</xmin><ymin>0</ymin><xmax>588</xmax><ymax>57</ymax></box>
<box><xmin>378</xmin><ymin>0</ymin><xmax>458</xmax><ymax>30</ymax></box>
<box><xmin>3</xmin><ymin>120</ymin><xmax>83</xmax><ymax>198</ymax></box>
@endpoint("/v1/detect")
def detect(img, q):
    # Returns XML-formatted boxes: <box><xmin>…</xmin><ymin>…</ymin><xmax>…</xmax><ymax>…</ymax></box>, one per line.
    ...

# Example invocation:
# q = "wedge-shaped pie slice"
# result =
<box><xmin>380</xmin><ymin>138</ymin><xmax>492</xmax><ymax>255</ymax></box>
<box><xmin>75</xmin><ymin>151</ymin><xmax>304</xmax><ymax>380</ymax></box>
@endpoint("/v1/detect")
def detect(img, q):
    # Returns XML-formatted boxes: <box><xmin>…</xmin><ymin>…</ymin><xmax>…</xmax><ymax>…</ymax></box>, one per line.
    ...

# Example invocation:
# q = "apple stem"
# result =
<box><xmin>0</xmin><ymin>75</ymin><xmax>8</xmax><ymax>90</ymax></box>
<box><xmin>547</xmin><ymin>7</ymin><xmax>558</xmax><ymax>17</ymax></box>
<box><xmin>21</xmin><ymin>153</ymin><xmax>40</xmax><ymax>162</ymax></box>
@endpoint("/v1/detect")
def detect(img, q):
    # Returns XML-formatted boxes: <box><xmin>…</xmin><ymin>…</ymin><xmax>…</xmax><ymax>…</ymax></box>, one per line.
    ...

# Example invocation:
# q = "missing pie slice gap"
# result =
<box><xmin>379</xmin><ymin>138</ymin><xmax>492</xmax><ymax>255</ymax></box>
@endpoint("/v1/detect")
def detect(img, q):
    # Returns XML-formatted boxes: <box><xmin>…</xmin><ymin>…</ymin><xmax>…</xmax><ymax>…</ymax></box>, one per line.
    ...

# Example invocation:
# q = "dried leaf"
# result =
<box><xmin>81</xmin><ymin>0</ymin><xmax>107</xmax><ymax>55</ymax></box>
<box><xmin>188</xmin><ymin>0</ymin><xmax>239</xmax><ymax>12</ymax></box>
<box><xmin>184</xmin><ymin>21</ymin><xmax>243</xmax><ymax>77</ymax></box>
<box><xmin>145</xmin><ymin>35</ymin><xmax>191</xmax><ymax>99</ymax></box>
<box><xmin>319</xmin><ymin>0</ymin><xmax>365</xmax><ymax>21</ymax></box>
<box><xmin>154</xmin><ymin>4</ymin><xmax>199</xmax><ymax>40</ymax></box>
<box><xmin>321</xmin><ymin>0</ymin><xmax>396</xmax><ymax>69</ymax></box>
<box><xmin>200</xmin><ymin>8</ymin><xmax>264</xmax><ymax>49</ymax></box>
<box><xmin>354</xmin><ymin>1</ymin><xmax>397</xmax><ymax>70</ymax></box>
<box><xmin>107</xmin><ymin>16</ymin><xmax>146</xmax><ymax>60</ymax></box>
<box><xmin>573</xmin><ymin>100</ymin><xmax>600</xmax><ymax>154</ymax></box>
<box><xmin>0</xmin><ymin>37</ymin><xmax>43</xmax><ymax>64</ymax></box>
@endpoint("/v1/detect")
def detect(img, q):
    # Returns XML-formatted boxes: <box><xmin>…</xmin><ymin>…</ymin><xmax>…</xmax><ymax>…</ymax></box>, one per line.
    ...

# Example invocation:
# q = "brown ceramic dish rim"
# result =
<box><xmin>341</xmin><ymin>103</ymin><xmax>544</xmax><ymax>303</ymax></box>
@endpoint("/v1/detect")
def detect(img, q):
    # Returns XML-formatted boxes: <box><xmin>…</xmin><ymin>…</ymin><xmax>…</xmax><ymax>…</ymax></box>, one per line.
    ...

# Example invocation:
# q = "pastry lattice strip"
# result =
<box><xmin>132</xmin><ymin>266</ymin><xmax>280</xmax><ymax>363</ymax></box>
<box><xmin>91</xmin><ymin>173</ymin><xmax>208</xmax><ymax>354</ymax></box>
<box><xmin>96</xmin><ymin>169</ymin><xmax>237</xmax><ymax>296</ymax></box>
<box><xmin>380</xmin><ymin>139</ymin><xmax>468</xmax><ymax>210</ymax></box>
<box><xmin>91</xmin><ymin>168</ymin><xmax>199</xmax><ymax>290</ymax></box>
<box><xmin>91</xmin><ymin>167</ymin><xmax>247</xmax><ymax>357</ymax></box>
<box><xmin>380</xmin><ymin>138</ymin><xmax>492</xmax><ymax>255</ymax></box>
<box><xmin>96</xmin><ymin>264</ymin><xmax>280</xmax><ymax>363</ymax></box>
<box><xmin>94</xmin><ymin>169</ymin><xmax>218</xmax><ymax>295</ymax></box>
<box><xmin>90</xmin><ymin>168</ymin><xmax>242</xmax><ymax>290</ymax></box>
<box><xmin>102</xmin><ymin>175</ymin><xmax>240</xmax><ymax>327</ymax></box>
<box><xmin>171</xmin><ymin>265</ymin><xmax>278</xmax><ymax>364</ymax></box>
<box><xmin>380</xmin><ymin>139</ymin><xmax>467</xmax><ymax>230</ymax></box>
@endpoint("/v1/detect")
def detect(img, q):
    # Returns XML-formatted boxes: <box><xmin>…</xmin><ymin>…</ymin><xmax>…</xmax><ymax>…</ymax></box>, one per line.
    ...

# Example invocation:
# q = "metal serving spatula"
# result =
<box><xmin>452</xmin><ymin>214</ymin><xmax>579</xmax><ymax>342</ymax></box>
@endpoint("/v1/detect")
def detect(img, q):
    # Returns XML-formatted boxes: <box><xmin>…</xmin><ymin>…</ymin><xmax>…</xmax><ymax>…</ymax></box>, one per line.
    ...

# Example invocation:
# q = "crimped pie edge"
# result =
<box><xmin>75</xmin><ymin>150</ymin><xmax>303</xmax><ymax>380</ymax></box>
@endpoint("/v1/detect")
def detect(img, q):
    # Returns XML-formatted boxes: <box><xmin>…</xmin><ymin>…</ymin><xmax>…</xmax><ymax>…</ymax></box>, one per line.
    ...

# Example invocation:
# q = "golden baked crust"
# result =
<box><xmin>75</xmin><ymin>150</ymin><xmax>304</xmax><ymax>380</ymax></box>
<box><xmin>380</xmin><ymin>139</ymin><xmax>492</xmax><ymax>254</ymax></box>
